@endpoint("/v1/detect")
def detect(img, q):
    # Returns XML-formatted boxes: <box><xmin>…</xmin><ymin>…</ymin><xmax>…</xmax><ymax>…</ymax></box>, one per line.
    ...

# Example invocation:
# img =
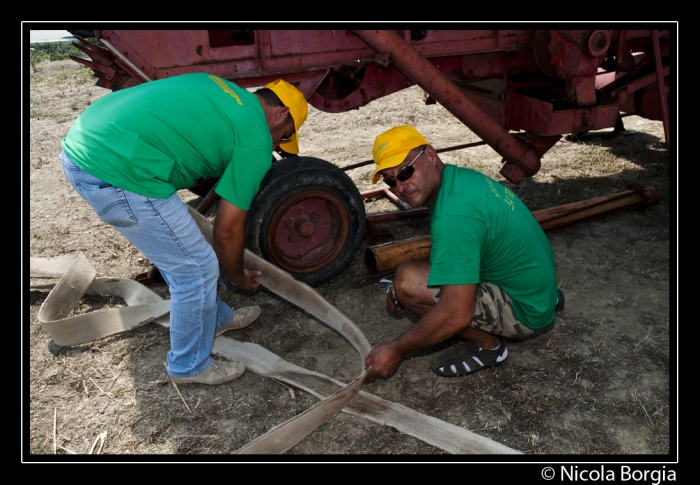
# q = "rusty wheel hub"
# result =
<box><xmin>267</xmin><ymin>190</ymin><xmax>350</xmax><ymax>274</ymax></box>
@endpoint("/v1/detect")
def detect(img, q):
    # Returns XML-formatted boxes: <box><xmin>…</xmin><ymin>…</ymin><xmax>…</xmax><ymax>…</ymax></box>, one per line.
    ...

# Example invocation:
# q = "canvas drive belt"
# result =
<box><xmin>29</xmin><ymin>207</ymin><xmax>519</xmax><ymax>455</ymax></box>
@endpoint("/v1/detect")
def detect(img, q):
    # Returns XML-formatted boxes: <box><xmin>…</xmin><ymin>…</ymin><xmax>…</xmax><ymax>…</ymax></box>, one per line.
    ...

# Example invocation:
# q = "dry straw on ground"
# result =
<box><xmin>28</xmin><ymin>59</ymin><xmax>672</xmax><ymax>458</ymax></box>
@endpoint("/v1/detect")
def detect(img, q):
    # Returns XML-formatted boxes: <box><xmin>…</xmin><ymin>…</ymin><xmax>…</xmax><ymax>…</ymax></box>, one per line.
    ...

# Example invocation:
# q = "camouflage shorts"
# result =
<box><xmin>432</xmin><ymin>281</ymin><xmax>547</xmax><ymax>339</ymax></box>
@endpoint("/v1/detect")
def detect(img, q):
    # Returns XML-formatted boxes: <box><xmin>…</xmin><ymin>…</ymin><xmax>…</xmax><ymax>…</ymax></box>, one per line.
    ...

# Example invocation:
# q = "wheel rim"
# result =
<box><xmin>266</xmin><ymin>190</ymin><xmax>351</xmax><ymax>274</ymax></box>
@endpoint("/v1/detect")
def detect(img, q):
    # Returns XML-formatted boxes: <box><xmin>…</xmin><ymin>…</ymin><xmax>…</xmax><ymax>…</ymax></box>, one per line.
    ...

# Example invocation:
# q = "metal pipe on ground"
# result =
<box><xmin>366</xmin><ymin>208</ymin><xmax>430</xmax><ymax>223</ymax></box>
<box><xmin>360</xmin><ymin>188</ymin><xmax>412</xmax><ymax>211</ymax></box>
<box><xmin>364</xmin><ymin>186</ymin><xmax>661</xmax><ymax>273</ymax></box>
<box><xmin>360</xmin><ymin>188</ymin><xmax>389</xmax><ymax>199</ymax></box>
<box><xmin>365</xmin><ymin>235</ymin><xmax>432</xmax><ymax>273</ymax></box>
<box><xmin>534</xmin><ymin>185</ymin><xmax>660</xmax><ymax>231</ymax></box>
<box><xmin>383</xmin><ymin>188</ymin><xmax>412</xmax><ymax>211</ymax></box>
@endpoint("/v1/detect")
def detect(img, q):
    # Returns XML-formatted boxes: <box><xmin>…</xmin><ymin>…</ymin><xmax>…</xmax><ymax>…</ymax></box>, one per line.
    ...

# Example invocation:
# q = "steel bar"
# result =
<box><xmin>360</xmin><ymin>188</ymin><xmax>411</xmax><ymax>210</ymax></box>
<box><xmin>99</xmin><ymin>38</ymin><xmax>152</xmax><ymax>82</ymax></box>
<box><xmin>342</xmin><ymin>159</ymin><xmax>375</xmax><ymax>172</ymax></box>
<box><xmin>383</xmin><ymin>188</ymin><xmax>412</xmax><ymax>211</ymax></box>
<box><xmin>342</xmin><ymin>141</ymin><xmax>488</xmax><ymax>172</ymax></box>
<box><xmin>360</xmin><ymin>188</ymin><xmax>390</xmax><ymax>199</ymax></box>
<box><xmin>363</xmin><ymin>219</ymin><xmax>394</xmax><ymax>244</ymax></box>
<box><xmin>195</xmin><ymin>181</ymin><xmax>222</xmax><ymax>215</ymax></box>
<box><xmin>435</xmin><ymin>141</ymin><xmax>488</xmax><ymax>154</ymax></box>
<box><xmin>348</xmin><ymin>269</ymin><xmax>398</xmax><ymax>289</ymax></box>
<box><xmin>367</xmin><ymin>208</ymin><xmax>430</xmax><ymax>223</ymax></box>
<box><xmin>614</xmin><ymin>30</ymin><xmax>628</xmax><ymax>72</ymax></box>
<box><xmin>352</xmin><ymin>30</ymin><xmax>542</xmax><ymax>184</ymax></box>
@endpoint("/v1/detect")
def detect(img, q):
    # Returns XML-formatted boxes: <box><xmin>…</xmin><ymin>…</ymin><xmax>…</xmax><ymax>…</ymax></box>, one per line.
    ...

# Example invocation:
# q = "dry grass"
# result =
<box><xmin>27</xmin><ymin>60</ymin><xmax>673</xmax><ymax>460</ymax></box>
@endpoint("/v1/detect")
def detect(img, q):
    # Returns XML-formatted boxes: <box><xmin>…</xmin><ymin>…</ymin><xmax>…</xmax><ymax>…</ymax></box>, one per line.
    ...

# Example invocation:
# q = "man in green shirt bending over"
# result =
<box><xmin>61</xmin><ymin>74</ymin><xmax>308</xmax><ymax>385</ymax></box>
<box><xmin>364</xmin><ymin>125</ymin><xmax>564</xmax><ymax>382</ymax></box>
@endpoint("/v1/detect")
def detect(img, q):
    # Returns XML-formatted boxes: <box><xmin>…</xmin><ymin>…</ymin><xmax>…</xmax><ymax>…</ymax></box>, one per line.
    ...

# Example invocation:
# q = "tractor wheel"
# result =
<box><xmin>245</xmin><ymin>156</ymin><xmax>366</xmax><ymax>287</ymax></box>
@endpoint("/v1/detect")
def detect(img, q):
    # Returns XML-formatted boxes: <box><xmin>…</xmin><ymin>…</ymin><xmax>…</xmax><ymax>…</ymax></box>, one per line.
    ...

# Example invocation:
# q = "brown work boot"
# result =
<box><xmin>170</xmin><ymin>360</ymin><xmax>245</xmax><ymax>385</ymax></box>
<box><xmin>215</xmin><ymin>306</ymin><xmax>261</xmax><ymax>337</ymax></box>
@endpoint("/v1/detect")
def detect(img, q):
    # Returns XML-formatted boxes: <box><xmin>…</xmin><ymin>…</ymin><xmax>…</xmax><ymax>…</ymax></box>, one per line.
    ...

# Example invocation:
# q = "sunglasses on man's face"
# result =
<box><xmin>279</xmin><ymin>114</ymin><xmax>296</xmax><ymax>143</ymax></box>
<box><xmin>383</xmin><ymin>147</ymin><xmax>425</xmax><ymax>188</ymax></box>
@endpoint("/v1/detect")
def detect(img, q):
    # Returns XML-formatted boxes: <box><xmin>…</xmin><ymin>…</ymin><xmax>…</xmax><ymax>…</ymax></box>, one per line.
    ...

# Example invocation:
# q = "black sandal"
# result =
<box><xmin>429</xmin><ymin>339</ymin><xmax>508</xmax><ymax>378</ymax></box>
<box><xmin>556</xmin><ymin>288</ymin><xmax>565</xmax><ymax>312</ymax></box>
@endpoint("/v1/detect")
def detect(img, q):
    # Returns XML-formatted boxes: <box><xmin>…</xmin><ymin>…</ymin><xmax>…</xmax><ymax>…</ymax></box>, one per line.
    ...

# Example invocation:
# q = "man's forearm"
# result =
<box><xmin>214</xmin><ymin>231</ymin><xmax>246</xmax><ymax>284</ymax></box>
<box><xmin>212</xmin><ymin>198</ymin><xmax>249</xmax><ymax>284</ymax></box>
<box><xmin>391</xmin><ymin>284</ymin><xmax>477</xmax><ymax>358</ymax></box>
<box><xmin>390</xmin><ymin>303</ymin><xmax>467</xmax><ymax>357</ymax></box>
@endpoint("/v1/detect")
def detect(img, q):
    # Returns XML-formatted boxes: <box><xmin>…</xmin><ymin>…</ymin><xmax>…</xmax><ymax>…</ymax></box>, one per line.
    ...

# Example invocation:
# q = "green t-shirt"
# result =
<box><xmin>427</xmin><ymin>165</ymin><xmax>557</xmax><ymax>329</ymax></box>
<box><xmin>61</xmin><ymin>73</ymin><xmax>272</xmax><ymax>210</ymax></box>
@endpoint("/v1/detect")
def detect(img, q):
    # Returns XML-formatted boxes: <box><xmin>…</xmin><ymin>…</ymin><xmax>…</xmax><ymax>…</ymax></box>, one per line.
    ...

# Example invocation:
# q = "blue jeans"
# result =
<box><xmin>61</xmin><ymin>151</ymin><xmax>234</xmax><ymax>378</ymax></box>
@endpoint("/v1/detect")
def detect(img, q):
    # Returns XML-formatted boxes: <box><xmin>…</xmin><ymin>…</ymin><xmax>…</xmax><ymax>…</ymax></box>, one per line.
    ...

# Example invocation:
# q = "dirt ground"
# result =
<box><xmin>26</xmin><ymin>59</ymin><xmax>674</xmax><ymax>460</ymax></box>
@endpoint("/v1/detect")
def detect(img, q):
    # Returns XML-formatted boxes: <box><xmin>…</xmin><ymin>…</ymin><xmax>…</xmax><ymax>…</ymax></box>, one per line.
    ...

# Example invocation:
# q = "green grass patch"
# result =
<box><xmin>55</xmin><ymin>65</ymin><xmax>95</xmax><ymax>84</ymax></box>
<box><xmin>30</xmin><ymin>43</ymin><xmax>80</xmax><ymax>68</ymax></box>
<box><xmin>29</xmin><ymin>39</ymin><xmax>98</xmax><ymax>70</ymax></box>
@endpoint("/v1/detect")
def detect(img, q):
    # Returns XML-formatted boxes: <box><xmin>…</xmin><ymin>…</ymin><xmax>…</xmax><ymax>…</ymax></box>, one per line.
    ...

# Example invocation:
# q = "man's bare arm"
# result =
<box><xmin>395</xmin><ymin>284</ymin><xmax>476</xmax><ymax>354</ymax></box>
<box><xmin>213</xmin><ymin>198</ymin><xmax>261</xmax><ymax>290</ymax></box>
<box><xmin>365</xmin><ymin>284</ymin><xmax>476</xmax><ymax>381</ymax></box>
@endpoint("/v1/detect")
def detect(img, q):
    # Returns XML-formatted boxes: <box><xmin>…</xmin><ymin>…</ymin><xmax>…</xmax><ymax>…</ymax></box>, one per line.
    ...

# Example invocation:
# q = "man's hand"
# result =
<box><xmin>214</xmin><ymin>199</ymin><xmax>260</xmax><ymax>290</ymax></box>
<box><xmin>228</xmin><ymin>268</ymin><xmax>262</xmax><ymax>290</ymax></box>
<box><xmin>364</xmin><ymin>343</ymin><xmax>403</xmax><ymax>382</ymax></box>
<box><xmin>386</xmin><ymin>284</ymin><xmax>404</xmax><ymax>315</ymax></box>
<box><xmin>366</xmin><ymin>283</ymin><xmax>479</xmax><ymax>383</ymax></box>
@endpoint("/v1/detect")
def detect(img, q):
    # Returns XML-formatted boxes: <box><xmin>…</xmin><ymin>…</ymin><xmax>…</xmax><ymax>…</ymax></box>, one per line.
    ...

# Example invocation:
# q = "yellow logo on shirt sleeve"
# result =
<box><xmin>503</xmin><ymin>187</ymin><xmax>515</xmax><ymax>211</ymax></box>
<box><xmin>486</xmin><ymin>178</ymin><xmax>501</xmax><ymax>199</ymax></box>
<box><xmin>486</xmin><ymin>176</ymin><xmax>515</xmax><ymax>210</ymax></box>
<box><xmin>208</xmin><ymin>75</ymin><xmax>243</xmax><ymax>105</ymax></box>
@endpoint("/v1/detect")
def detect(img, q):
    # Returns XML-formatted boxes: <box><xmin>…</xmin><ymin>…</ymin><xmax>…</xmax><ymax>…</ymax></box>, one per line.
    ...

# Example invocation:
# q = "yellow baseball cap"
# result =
<box><xmin>372</xmin><ymin>125</ymin><xmax>429</xmax><ymax>184</ymax></box>
<box><xmin>264</xmin><ymin>79</ymin><xmax>308</xmax><ymax>154</ymax></box>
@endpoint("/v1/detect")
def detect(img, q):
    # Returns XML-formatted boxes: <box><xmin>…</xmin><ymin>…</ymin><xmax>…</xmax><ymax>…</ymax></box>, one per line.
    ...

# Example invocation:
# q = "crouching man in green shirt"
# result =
<box><xmin>60</xmin><ymin>74</ymin><xmax>308</xmax><ymax>385</ymax></box>
<box><xmin>364</xmin><ymin>126</ymin><xmax>563</xmax><ymax>382</ymax></box>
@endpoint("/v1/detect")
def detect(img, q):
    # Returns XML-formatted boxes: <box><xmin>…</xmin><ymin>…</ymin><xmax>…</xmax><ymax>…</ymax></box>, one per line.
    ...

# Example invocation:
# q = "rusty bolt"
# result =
<box><xmin>298</xmin><ymin>222</ymin><xmax>315</xmax><ymax>238</ymax></box>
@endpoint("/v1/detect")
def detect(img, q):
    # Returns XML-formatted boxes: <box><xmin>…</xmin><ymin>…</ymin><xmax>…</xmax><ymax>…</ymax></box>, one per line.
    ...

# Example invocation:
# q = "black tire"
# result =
<box><xmin>245</xmin><ymin>156</ymin><xmax>366</xmax><ymax>287</ymax></box>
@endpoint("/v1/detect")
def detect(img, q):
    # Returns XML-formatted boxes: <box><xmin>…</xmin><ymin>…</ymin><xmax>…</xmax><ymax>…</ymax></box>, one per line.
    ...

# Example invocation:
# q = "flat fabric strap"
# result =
<box><xmin>213</xmin><ymin>338</ymin><xmax>520</xmax><ymax>454</ymax></box>
<box><xmin>28</xmin><ymin>207</ymin><xmax>520</xmax><ymax>455</ymax></box>
<box><xmin>31</xmin><ymin>253</ymin><xmax>171</xmax><ymax>346</ymax></box>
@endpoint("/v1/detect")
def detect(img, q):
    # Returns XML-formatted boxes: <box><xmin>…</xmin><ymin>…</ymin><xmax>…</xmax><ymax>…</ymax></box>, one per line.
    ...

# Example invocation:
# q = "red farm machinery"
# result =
<box><xmin>70</xmin><ymin>29</ymin><xmax>673</xmax><ymax>286</ymax></box>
